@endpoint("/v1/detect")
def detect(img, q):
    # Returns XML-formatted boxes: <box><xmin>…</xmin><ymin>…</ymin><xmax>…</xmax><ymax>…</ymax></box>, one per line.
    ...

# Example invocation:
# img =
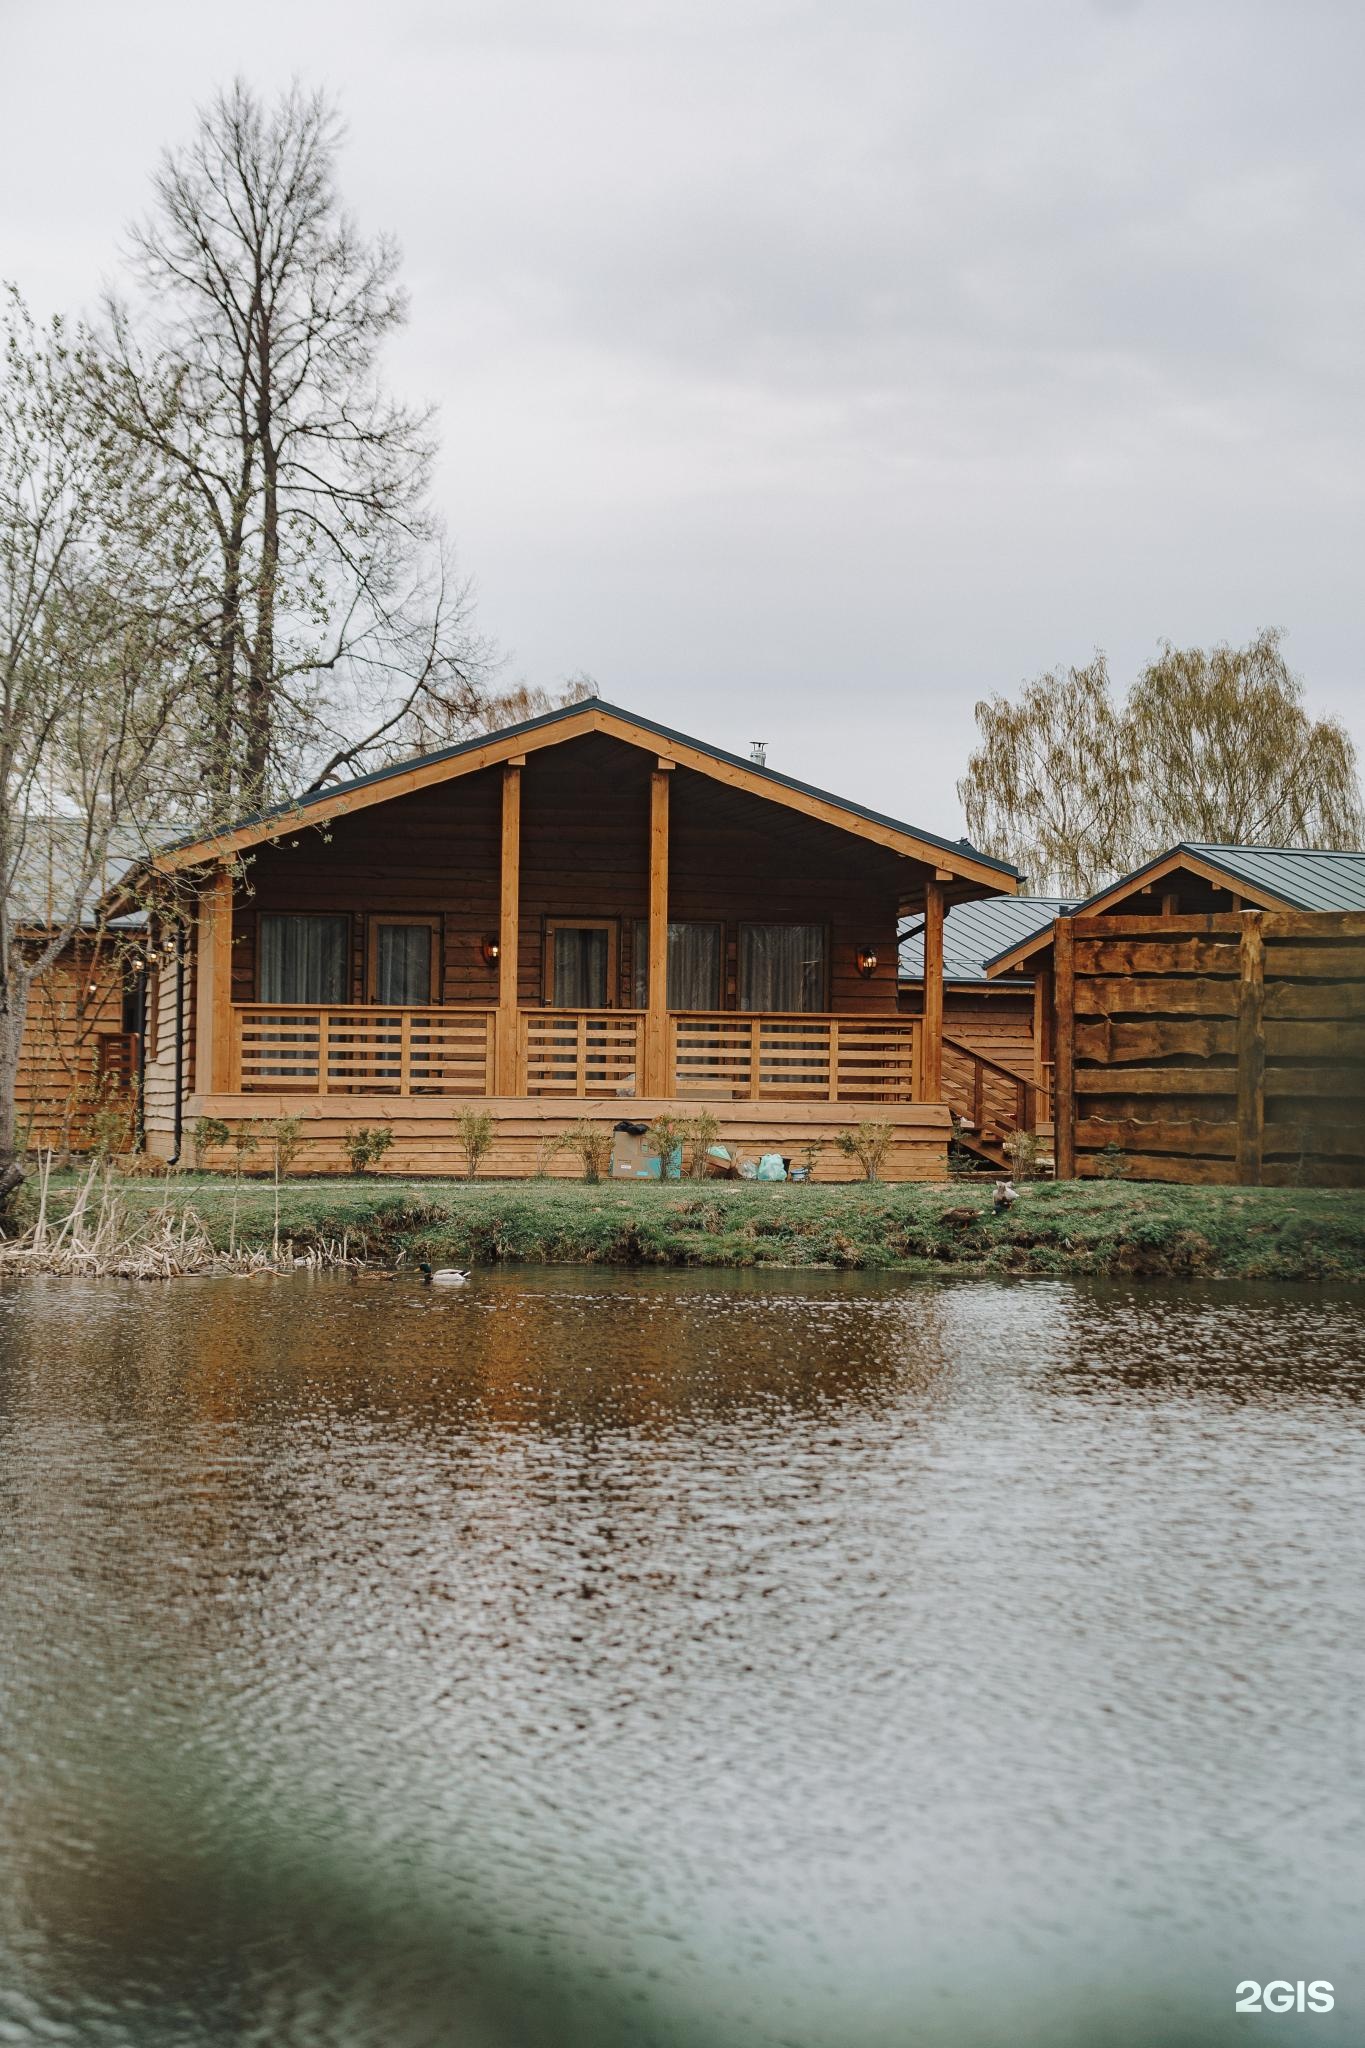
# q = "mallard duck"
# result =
<box><xmin>418</xmin><ymin>1262</ymin><xmax>471</xmax><ymax>1286</ymax></box>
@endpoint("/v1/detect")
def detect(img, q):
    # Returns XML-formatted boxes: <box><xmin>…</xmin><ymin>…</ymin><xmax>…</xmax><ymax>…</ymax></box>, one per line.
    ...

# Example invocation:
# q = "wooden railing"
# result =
<box><xmin>942</xmin><ymin>1034</ymin><xmax>1043</xmax><ymax>1149</ymax></box>
<box><xmin>231</xmin><ymin>1005</ymin><xmax>922</xmax><ymax>1102</ymax></box>
<box><xmin>669</xmin><ymin>1012</ymin><xmax>918</xmax><ymax>1101</ymax></box>
<box><xmin>519</xmin><ymin>1010</ymin><xmax>645</xmax><ymax>1095</ymax></box>
<box><xmin>235</xmin><ymin>1005</ymin><xmax>496</xmax><ymax>1094</ymax></box>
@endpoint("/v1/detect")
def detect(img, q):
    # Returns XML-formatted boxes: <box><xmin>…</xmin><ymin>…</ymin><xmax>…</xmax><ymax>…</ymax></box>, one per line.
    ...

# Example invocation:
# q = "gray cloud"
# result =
<box><xmin>4</xmin><ymin>0</ymin><xmax>1363</xmax><ymax>831</ymax></box>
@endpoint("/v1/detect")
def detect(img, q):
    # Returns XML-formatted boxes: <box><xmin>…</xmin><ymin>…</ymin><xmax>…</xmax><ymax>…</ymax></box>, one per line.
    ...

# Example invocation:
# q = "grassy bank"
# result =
<box><xmin>29</xmin><ymin>1172</ymin><xmax>1365</xmax><ymax>1282</ymax></box>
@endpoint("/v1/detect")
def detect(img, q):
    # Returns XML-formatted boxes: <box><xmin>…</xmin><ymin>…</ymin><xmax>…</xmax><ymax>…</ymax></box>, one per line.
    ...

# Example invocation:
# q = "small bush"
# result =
<box><xmin>345</xmin><ymin>1126</ymin><xmax>395</xmax><ymax>1176</ymax></box>
<box><xmin>682</xmin><ymin>1110</ymin><xmax>721</xmax><ymax>1180</ymax></box>
<box><xmin>192</xmin><ymin>1114</ymin><xmax>230</xmax><ymax>1170</ymax></box>
<box><xmin>1093</xmin><ymin>1140</ymin><xmax>1130</xmax><ymax>1181</ymax></box>
<box><xmin>1003</xmin><ymin>1129</ymin><xmax>1043</xmax><ymax>1181</ymax></box>
<box><xmin>644</xmin><ymin>1114</ymin><xmax>687</xmax><ymax>1180</ymax></box>
<box><xmin>455</xmin><ymin>1109</ymin><xmax>495</xmax><ymax>1180</ymax></box>
<box><xmin>555</xmin><ymin>1120</ymin><xmax>613</xmax><ymax>1182</ymax></box>
<box><xmin>833</xmin><ymin>1120</ymin><xmax>895</xmax><ymax>1182</ymax></box>
<box><xmin>270</xmin><ymin>1115</ymin><xmax>304</xmax><ymax>1180</ymax></box>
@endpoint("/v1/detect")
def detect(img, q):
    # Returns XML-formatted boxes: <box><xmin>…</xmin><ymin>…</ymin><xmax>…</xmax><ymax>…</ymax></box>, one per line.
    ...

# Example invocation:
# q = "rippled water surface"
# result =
<box><xmin>1</xmin><ymin>1268</ymin><xmax>1363</xmax><ymax>2046</ymax></box>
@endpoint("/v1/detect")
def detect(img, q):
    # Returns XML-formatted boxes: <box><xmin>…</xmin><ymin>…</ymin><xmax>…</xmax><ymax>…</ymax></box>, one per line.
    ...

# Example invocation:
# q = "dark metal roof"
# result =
<box><xmin>1175</xmin><ymin>842</ymin><xmax>1365</xmax><ymax>912</ymax></box>
<box><xmin>159</xmin><ymin>695</ymin><xmax>1018</xmax><ymax>879</ymax></box>
<box><xmin>900</xmin><ymin>895</ymin><xmax>1072</xmax><ymax>983</ymax></box>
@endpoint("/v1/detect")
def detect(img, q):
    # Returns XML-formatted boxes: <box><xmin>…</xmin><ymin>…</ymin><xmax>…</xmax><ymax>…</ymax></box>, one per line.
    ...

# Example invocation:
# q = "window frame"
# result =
<box><xmin>542</xmin><ymin>917</ymin><xmax>619</xmax><ymax>1008</ymax></box>
<box><xmin>631</xmin><ymin>918</ymin><xmax>724</xmax><ymax>1012</ymax></box>
<box><xmin>736</xmin><ymin>921</ymin><xmax>831</xmax><ymax>1014</ymax></box>
<box><xmin>254</xmin><ymin>910</ymin><xmax>353</xmax><ymax>1006</ymax></box>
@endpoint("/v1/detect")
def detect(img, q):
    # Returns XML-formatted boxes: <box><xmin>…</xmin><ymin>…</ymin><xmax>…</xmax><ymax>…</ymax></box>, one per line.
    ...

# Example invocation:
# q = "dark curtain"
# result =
<box><xmin>632</xmin><ymin>921</ymin><xmax>722</xmax><ymax>1010</ymax></box>
<box><xmin>738</xmin><ymin>924</ymin><xmax>826</xmax><ymax>1012</ymax></box>
<box><xmin>259</xmin><ymin>915</ymin><xmax>349</xmax><ymax>1003</ymax></box>
<box><xmin>552</xmin><ymin>927</ymin><xmax>609</xmax><ymax>1007</ymax></box>
<box><xmin>375</xmin><ymin>924</ymin><xmax>432</xmax><ymax>1005</ymax></box>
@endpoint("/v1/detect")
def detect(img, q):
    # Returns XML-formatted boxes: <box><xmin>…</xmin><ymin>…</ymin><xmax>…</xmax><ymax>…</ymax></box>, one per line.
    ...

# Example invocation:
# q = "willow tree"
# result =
<box><xmin>957</xmin><ymin>656</ymin><xmax>1135</xmax><ymax>896</ymax></box>
<box><xmin>958</xmin><ymin>633</ymin><xmax>1363</xmax><ymax>895</ymax></box>
<box><xmin>97</xmin><ymin>79</ymin><xmax>487</xmax><ymax>812</ymax></box>
<box><xmin>1127</xmin><ymin>630</ymin><xmax>1363</xmax><ymax>853</ymax></box>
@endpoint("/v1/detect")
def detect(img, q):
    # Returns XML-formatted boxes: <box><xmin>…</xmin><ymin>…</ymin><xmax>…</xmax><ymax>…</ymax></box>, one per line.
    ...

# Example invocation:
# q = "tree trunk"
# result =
<box><xmin>244</xmin><ymin>317</ymin><xmax>277</xmax><ymax>804</ymax></box>
<box><xmin>0</xmin><ymin>969</ymin><xmax>31</xmax><ymax>1218</ymax></box>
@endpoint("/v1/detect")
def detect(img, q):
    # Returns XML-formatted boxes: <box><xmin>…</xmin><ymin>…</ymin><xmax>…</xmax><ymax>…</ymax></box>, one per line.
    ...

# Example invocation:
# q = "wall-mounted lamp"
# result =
<box><xmin>856</xmin><ymin>946</ymin><xmax>878</xmax><ymax>978</ymax></box>
<box><xmin>481</xmin><ymin>934</ymin><xmax>501</xmax><ymax>967</ymax></box>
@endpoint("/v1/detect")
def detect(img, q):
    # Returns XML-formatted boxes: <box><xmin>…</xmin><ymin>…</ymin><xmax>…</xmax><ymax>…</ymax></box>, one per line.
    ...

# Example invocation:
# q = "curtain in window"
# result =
<box><xmin>259</xmin><ymin>915</ymin><xmax>349</xmax><ymax>1003</ymax></box>
<box><xmin>738</xmin><ymin>924</ymin><xmax>825</xmax><ymax>1012</ymax></box>
<box><xmin>632</xmin><ymin>922</ymin><xmax>722</xmax><ymax>1010</ymax></box>
<box><xmin>552</xmin><ymin>926</ymin><xmax>609</xmax><ymax>1007</ymax></box>
<box><xmin>375</xmin><ymin>924</ymin><xmax>432</xmax><ymax>1005</ymax></box>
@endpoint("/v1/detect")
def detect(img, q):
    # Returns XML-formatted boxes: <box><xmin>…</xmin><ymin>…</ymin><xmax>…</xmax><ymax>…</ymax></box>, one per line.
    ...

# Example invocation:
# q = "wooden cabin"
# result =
<box><xmin>133</xmin><ymin>698</ymin><xmax>1018</xmax><ymax>1179</ymax></box>
<box><xmin>986</xmin><ymin>843</ymin><xmax>1365</xmax><ymax>1183</ymax></box>
<box><xmin>898</xmin><ymin>896</ymin><xmax>1071</xmax><ymax>1165</ymax></box>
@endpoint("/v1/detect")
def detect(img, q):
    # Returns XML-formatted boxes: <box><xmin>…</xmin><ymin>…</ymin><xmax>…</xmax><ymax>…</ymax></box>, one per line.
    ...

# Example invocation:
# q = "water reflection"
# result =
<box><xmin>1</xmin><ymin>1269</ymin><xmax>1362</xmax><ymax>2046</ymax></box>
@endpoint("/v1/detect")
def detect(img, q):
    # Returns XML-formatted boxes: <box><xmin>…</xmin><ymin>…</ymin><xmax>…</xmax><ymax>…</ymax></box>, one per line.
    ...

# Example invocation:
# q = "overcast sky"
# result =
<box><xmin>4</xmin><ymin>0</ymin><xmax>1363</xmax><ymax>838</ymax></box>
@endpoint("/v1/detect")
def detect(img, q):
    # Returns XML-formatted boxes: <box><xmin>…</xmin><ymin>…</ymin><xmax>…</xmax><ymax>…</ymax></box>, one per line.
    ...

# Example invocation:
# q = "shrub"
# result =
<box><xmin>682</xmin><ymin>1110</ymin><xmax>721</xmax><ymax>1180</ymax></box>
<box><xmin>1003</xmin><ymin>1128</ymin><xmax>1043</xmax><ymax>1181</ymax></box>
<box><xmin>269</xmin><ymin>1115</ymin><xmax>304</xmax><ymax>1181</ymax></box>
<box><xmin>1093</xmin><ymin>1140</ymin><xmax>1129</xmax><ymax>1181</ymax></box>
<box><xmin>798</xmin><ymin>1136</ymin><xmax>825</xmax><ymax>1181</ymax></box>
<box><xmin>640</xmin><ymin>1112</ymin><xmax>685</xmax><ymax>1181</ymax></box>
<box><xmin>833</xmin><ymin>1119</ymin><xmax>895</xmax><ymax>1182</ymax></box>
<box><xmin>85</xmin><ymin>1075</ymin><xmax>134</xmax><ymax>1164</ymax></box>
<box><xmin>345</xmin><ymin>1126</ymin><xmax>394</xmax><ymax>1176</ymax></box>
<box><xmin>556</xmin><ymin>1119</ymin><xmax>613</xmax><ymax>1182</ymax></box>
<box><xmin>456</xmin><ymin>1109</ymin><xmax>495</xmax><ymax>1180</ymax></box>
<box><xmin>192</xmin><ymin>1114</ymin><xmax>230</xmax><ymax>1170</ymax></box>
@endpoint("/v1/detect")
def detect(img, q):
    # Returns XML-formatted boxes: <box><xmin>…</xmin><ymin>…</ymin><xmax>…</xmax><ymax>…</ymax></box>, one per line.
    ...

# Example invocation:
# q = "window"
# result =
<box><xmin>544</xmin><ymin>920</ymin><xmax>617</xmax><ymax>1007</ymax></box>
<box><xmin>367</xmin><ymin>918</ymin><xmax>438</xmax><ymax>1005</ymax></box>
<box><xmin>738</xmin><ymin>924</ymin><xmax>827</xmax><ymax>1012</ymax></box>
<box><xmin>631</xmin><ymin>921</ymin><xmax>723</xmax><ymax>1011</ymax></box>
<box><xmin>259</xmin><ymin>914</ymin><xmax>349</xmax><ymax>1004</ymax></box>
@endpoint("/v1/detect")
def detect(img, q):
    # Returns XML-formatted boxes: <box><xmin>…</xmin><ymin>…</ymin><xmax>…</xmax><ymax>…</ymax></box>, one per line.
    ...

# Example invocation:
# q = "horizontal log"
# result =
<box><xmin>1263</xmin><ymin>1021</ymin><xmax>1365</xmax><ymax>1059</ymax></box>
<box><xmin>1074</xmin><ymin>977</ymin><xmax>1237</xmax><ymax>1019</ymax></box>
<box><xmin>1078</xmin><ymin>1151</ymin><xmax>1239</xmax><ymax>1185</ymax></box>
<box><xmin>1263</xmin><ymin>981</ymin><xmax>1365</xmax><ymax>1020</ymax></box>
<box><xmin>1075</xmin><ymin>1066</ymin><xmax>1237</xmax><ymax>1096</ymax></box>
<box><xmin>1262</xmin><ymin>1064</ymin><xmax>1365</xmax><ymax>1098</ymax></box>
<box><xmin>1074</xmin><ymin>1017</ymin><xmax>1236</xmax><ymax>1062</ymax></box>
<box><xmin>1261</xmin><ymin>943</ymin><xmax>1365</xmax><ymax>980</ymax></box>
<box><xmin>1071</xmin><ymin>914</ymin><xmax>1239</xmax><ymax>937</ymax></box>
<box><xmin>1262</xmin><ymin>1122</ymin><xmax>1365</xmax><ymax>1159</ymax></box>
<box><xmin>1076</xmin><ymin>1116</ymin><xmax>1237</xmax><ymax>1156</ymax></box>
<box><xmin>1260</xmin><ymin>1159</ymin><xmax>1365</xmax><ymax>1188</ymax></box>
<box><xmin>1263</xmin><ymin>909</ymin><xmax>1365</xmax><ymax>941</ymax></box>
<box><xmin>1074</xmin><ymin>937</ymin><xmax>1241</xmax><ymax>976</ymax></box>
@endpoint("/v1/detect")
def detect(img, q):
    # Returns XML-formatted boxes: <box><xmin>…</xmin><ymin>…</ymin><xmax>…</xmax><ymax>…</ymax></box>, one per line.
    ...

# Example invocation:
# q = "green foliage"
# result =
<box><xmin>644</xmin><ymin>1114</ymin><xmax>687</xmax><ymax>1180</ymax></box>
<box><xmin>682</xmin><ymin>1111</ymin><xmax>721</xmax><ymax>1180</ymax></box>
<box><xmin>269</xmin><ymin>1115</ymin><xmax>304</xmax><ymax>1180</ymax></box>
<box><xmin>344</xmin><ymin>1126</ymin><xmax>394</xmax><ymax>1176</ymax></box>
<box><xmin>833</xmin><ymin>1120</ymin><xmax>895</xmax><ymax>1182</ymax></box>
<box><xmin>797</xmin><ymin>1136</ymin><xmax>826</xmax><ymax>1181</ymax></box>
<box><xmin>553</xmin><ymin>1120</ymin><xmax>613</xmax><ymax>1183</ymax></box>
<box><xmin>1003</xmin><ymin>1129</ymin><xmax>1043</xmax><ymax>1180</ymax></box>
<box><xmin>1093</xmin><ymin>1140</ymin><xmax>1130</xmax><ymax>1181</ymax></box>
<box><xmin>455</xmin><ymin>1109</ymin><xmax>494</xmax><ymax>1180</ymax></box>
<box><xmin>84</xmin><ymin>1075</ymin><xmax>133</xmax><ymax>1163</ymax></box>
<box><xmin>192</xmin><ymin>1115</ymin><xmax>230</xmax><ymax>1169</ymax></box>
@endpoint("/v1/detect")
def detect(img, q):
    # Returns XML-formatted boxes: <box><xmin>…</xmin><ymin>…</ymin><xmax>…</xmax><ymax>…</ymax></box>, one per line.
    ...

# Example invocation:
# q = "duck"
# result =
<box><xmin>418</xmin><ymin>1262</ymin><xmax>471</xmax><ymax>1287</ymax></box>
<box><xmin>349</xmin><ymin>1252</ymin><xmax>407</xmax><ymax>1283</ymax></box>
<box><xmin>993</xmin><ymin>1179</ymin><xmax>1019</xmax><ymax>1216</ymax></box>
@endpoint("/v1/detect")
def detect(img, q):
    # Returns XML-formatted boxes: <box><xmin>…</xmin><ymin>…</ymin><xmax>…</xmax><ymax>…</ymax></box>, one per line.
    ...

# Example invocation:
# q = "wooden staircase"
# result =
<box><xmin>943</xmin><ymin>1035</ymin><xmax>1053</xmax><ymax>1173</ymax></box>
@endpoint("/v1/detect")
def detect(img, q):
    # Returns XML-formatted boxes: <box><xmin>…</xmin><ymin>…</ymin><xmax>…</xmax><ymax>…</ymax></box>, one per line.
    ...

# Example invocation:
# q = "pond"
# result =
<box><xmin>0</xmin><ymin>1268</ymin><xmax>1362</xmax><ymax>2047</ymax></box>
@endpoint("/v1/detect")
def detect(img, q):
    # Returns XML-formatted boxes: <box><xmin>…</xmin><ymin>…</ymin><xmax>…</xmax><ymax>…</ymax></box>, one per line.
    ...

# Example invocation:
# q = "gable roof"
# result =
<box><xmin>900</xmin><ymin>895</ymin><xmax>1072</xmax><ymax>983</ymax></box>
<box><xmin>11</xmin><ymin>817</ymin><xmax>154</xmax><ymax>930</ymax></box>
<box><xmin>984</xmin><ymin>841</ymin><xmax>1365</xmax><ymax>976</ymax></box>
<box><xmin>150</xmin><ymin>695</ymin><xmax>1018</xmax><ymax>895</ymax></box>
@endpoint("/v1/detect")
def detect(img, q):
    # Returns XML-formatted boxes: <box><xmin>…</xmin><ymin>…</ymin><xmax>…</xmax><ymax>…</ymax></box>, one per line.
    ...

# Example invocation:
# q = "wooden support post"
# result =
<box><xmin>1236</xmin><ymin>910</ymin><xmax>1266</xmax><ymax>1186</ymax></box>
<box><xmin>194</xmin><ymin>867</ymin><xmax>234</xmax><ymax>1095</ymax></box>
<box><xmin>644</xmin><ymin>763</ymin><xmax>672</xmax><ymax>1095</ymax></box>
<box><xmin>1053</xmin><ymin>916</ymin><xmax>1076</xmax><ymax>1179</ymax></box>
<box><xmin>495</xmin><ymin>762</ymin><xmax>522</xmax><ymax>1093</ymax></box>
<box><xmin>920</xmin><ymin>879</ymin><xmax>944</xmax><ymax>1100</ymax></box>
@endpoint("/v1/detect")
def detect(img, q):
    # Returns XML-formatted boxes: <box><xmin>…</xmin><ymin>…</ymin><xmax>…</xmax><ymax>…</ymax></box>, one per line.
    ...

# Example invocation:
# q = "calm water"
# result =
<box><xmin>1</xmin><ymin>1268</ymin><xmax>1363</xmax><ymax>2047</ymax></box>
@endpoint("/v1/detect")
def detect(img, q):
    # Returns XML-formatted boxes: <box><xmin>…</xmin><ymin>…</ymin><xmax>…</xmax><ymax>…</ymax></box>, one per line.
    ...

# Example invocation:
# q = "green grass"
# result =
<box><xmin>33</xmin><ymin>1170</ymin><xmax>1365</xmax><ymax>1281</ymax></box>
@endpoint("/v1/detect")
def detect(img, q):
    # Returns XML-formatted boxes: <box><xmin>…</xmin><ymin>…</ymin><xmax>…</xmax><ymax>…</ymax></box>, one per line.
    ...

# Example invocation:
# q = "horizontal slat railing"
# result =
<box><xmin>519</xmin><ymin>1010</ymin><xmax>644</xmax><ymax>1095</ymax></box>
<box><xmin>942</xmin><ymin>1034</ymin><xmax>1042</xmax><ymax>1140</ymax></box>
<box><xmin>669</xmin><ymin>1013</ymin><xmax>918</xmax><ymax>1102</ymax></box>
<box><xmin>235</xmin><ymin>1005</ymin><xmax>496</xmax><ymax>1095</ymax></box>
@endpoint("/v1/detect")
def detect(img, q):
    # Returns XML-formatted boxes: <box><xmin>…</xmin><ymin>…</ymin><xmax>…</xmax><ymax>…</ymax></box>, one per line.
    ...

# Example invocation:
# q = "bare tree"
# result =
<box><xmin>958</xmin><ymin>656</ymin><xmax>1135</xmax><ymax>895</ymax></box>
<box><xmin>1127</xmin><ymin>630</ymin><xmax>1363</xmax><ymax>851</ymax></box>
<box><xmin>96</xmin><ymin>79</ymin><xmax>489</xmax><ymax>810</ymax></box>
<box><xmin>0</xmin><ymin>289</ymin><xmax>194</xmax><ymax>1208</ymax></box>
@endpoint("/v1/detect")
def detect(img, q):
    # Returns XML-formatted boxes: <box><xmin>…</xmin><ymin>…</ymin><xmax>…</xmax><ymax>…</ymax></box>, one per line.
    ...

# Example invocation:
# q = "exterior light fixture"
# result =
<box><xmin>481</xmin><ymin>934</ymin><xmax>500</xmax><ymax>966</ymax></box>
<box><xmin>856</xmin><ymin>947</ymin><xmax>878</xmax><ymax>978</ymax></box>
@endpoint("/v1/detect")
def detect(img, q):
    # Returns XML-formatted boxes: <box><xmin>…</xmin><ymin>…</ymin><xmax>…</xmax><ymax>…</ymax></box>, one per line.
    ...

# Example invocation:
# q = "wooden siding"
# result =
<box><xmin>1055</xmin><ymin>909</ymin><xmax>1365</xmax><ymax>1185</ymax></box>
<box><xmin>16</xmin><ymin>941</ymin><xmax>129</xmax><ymax>1152</ymax></box>
<box><xmin>143</xmin><ymin>938</ymin><xmax>195</xmax><ymax>1142</ymax></box>
<box><xmin>162</xmin><ymin>1093</ymin><xmax>952</xmax><ymax>1182</ymax></box>
<box><xmin>229</xmin><ymin>735</ymin><xmax>905</xmax><ymax>1018</ymax></box>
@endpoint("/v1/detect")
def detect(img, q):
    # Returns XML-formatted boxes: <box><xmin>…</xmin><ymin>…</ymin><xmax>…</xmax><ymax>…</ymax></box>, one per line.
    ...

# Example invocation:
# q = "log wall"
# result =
<box><xmin>16</xmin><ymin>941</ymin><xmax>129</xmax><ymax>1152</ymax></box>
<box><xmin>1055</xmin><ymin>909</ymin><xmax>1365</xmax><ymax>1186</ymax></box>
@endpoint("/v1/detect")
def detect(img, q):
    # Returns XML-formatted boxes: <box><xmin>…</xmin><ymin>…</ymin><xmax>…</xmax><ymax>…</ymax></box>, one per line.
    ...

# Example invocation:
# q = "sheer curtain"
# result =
<box><xmin>259</xmin><ymin>915</ymin><xmax>349</xmax><ymax>1003</ymax></box>
<box><xmin>632</xmin><ymin>922</ymin><xmax>722</xmax><ymax>1009</ymax></box>
<box><xmin>738</xmin><ymin>925</ymin><xmax>826</xmax><ymax>1012</ymax></box>
<box><xmin>376</xmin><ymin>924</ymin><xmax>432</xmax><ymax>1005</ymax></box>
<box><xmin>553</xmin><ymin>927</ymin><xmax>609</xmax><ymax>1007</ymax></box>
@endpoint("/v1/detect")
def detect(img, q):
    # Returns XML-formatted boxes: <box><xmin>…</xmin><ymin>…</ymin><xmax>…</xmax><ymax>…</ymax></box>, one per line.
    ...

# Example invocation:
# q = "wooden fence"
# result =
<box><xmin>1054</xmin><ymin>910</ymin><xmax>1365</xmax><ymax>1185</ymax></box>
